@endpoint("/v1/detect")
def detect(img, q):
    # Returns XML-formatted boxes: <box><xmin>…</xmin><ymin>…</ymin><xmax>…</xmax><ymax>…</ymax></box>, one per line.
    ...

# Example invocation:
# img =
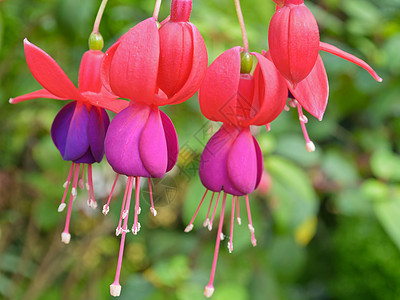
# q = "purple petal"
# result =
<box><xmin>160</xmin><ymin>111</ymin><xmax>179</xmax><ymax>172</ymax></box>
<box><xmin>199</xmin><ymin>125</ymin><xmax>242</xmax><ymax>195</ymax></box>
<box><xmin>51</xmin><ymin>102</ymin><xmax>76</xmax><ymax>158</ymax></box>
<box><xmin>139</xmin><ymin>108</ymin><xmax>168</xmax><ymax>178</ymax></box>
<box><xmin>226</xmin><ymin>128</ymin><xmax>258</xmax><ymax>195</ymax></box>
<box><xmin>74</xmin><ymin>149</ymin><xmax>96</xmax><ymax>164</ymax></box>
<box><xmin>63</xmin><ymin>102</ymin><xmax>90</xmax><ymax>161</ymax></box>
<box><xmin>105</xmin><ymin>103</ymin><xmax>152</xmax><ymax>177</ymax></box>
<box><xmin>88</xmin><ymin>107</ymin><xmax>109</xmax><ymax>163</ymax></box>
<box><xmin>253</xmin><ymin>136</ymin><xmax>263</xmax><ymax>189</ymax></box>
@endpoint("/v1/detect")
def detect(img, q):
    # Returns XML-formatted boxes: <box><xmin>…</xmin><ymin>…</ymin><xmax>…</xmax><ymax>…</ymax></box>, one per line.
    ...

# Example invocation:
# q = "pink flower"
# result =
<box><xmin>185</xmin><ymin>46</ymin><xmax>286</xmax><ymax>297</ymax></box>
<box><xmin>99</xmin><ymin>0</ymin><xmax>208</xmax><ymax>296</ymax></box>
<box><xmin>10</xmin><ymin>39</ymin><xmax>128</xmax><ymax>244</ymax></box>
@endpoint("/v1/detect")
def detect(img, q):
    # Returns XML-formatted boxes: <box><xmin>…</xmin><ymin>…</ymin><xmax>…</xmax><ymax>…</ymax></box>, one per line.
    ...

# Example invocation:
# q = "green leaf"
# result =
<box><xmin>361</xmin><ymin>179</ymin><xmax>390</xmax><ymax>202</ymax></box>
<box><xmin>373</xmin><ymin>186</ymin><xmax>400</xmax><ymax>251</ymax></box>
<box><xmin>275</xmin><ymin>134</ymin><xmax>320</xmax><ymax>167</ymax></box>
<box><xmin>322</xmin><ymin>150</ymin><xmax>360</xmax><ymax>185</ymax></box>
<box><xmin>266</xmin><ymin>156</ymin><xmax>318</xmax><ymax>234</ymax></box>
<box><xmin>370</xmin><ymin>149</ymin><xmax>400</xmax><ymax>181</ymax></box>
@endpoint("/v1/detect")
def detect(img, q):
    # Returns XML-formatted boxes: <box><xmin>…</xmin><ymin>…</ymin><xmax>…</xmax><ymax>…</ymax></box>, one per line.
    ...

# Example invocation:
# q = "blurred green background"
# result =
<box><xmin>1</xmin><ymin>0</ymin><xmax>400</xmax><ymax>299</ymax></box>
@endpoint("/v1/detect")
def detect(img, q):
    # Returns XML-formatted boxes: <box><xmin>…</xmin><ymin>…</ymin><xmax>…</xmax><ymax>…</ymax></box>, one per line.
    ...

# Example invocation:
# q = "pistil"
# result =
<box><xmin>61</xmin><ymin>163</ymin><xmax>81</xmax><ymax>244</ymax></box>
<box><xmin>204</xmin><ymin>193</ymin><xmax>227</xmax><ymax>298</ymax></box>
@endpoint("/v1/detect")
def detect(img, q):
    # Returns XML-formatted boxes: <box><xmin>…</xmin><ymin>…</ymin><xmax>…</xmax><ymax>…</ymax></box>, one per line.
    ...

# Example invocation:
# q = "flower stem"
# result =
<box><xmin>234</xmin><ymin>0</ymin><xmax>249</xmax><ymax>52</ymax></box>
<box><xmin>153</xmin><ymin>0</ymin><xmax>163</xmax><ymax>20</ymax></box>
<box><xmin>92</xmin><ymin>0</ymin><xmax>109</xmax><ymax>34</ymax></box>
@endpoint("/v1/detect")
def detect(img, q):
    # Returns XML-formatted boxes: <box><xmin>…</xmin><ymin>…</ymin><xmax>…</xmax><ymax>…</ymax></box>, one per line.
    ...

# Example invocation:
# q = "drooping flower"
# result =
<box><xmin>100</xmin><ymin>0</ymin><xmax>207</xmax><ymax>296</ymax></box>
<box><xmin>268</xmin><ymin>0</ymin><xmax>382</xmax><ymax>88</ymax></box>
<box><xmin>184</xmin><ymin>46</ymin><xmax>287</xmax><ymax>297</ymax></box>
<box><xmin>10</xmin><ymin>39</ymin><xmax>128</xmax><ymax>244</ymax></box>
<box><xmin>265</xmin><ymin>17</ymin><xmax>382</xmax><ymax>152</ymax></box>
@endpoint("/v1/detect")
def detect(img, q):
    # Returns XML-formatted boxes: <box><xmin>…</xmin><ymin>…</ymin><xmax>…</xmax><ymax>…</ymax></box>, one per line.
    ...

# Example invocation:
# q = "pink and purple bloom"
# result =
<box><xmin>10</xmin><ymin>39</ymin><xmax>128</xmax><ymax>244</ymax></box>
<box><xmin>185</xmin><ymin>46</ymin><xmax>287</xmax><ymax>297</ymax></box>
<box><xmin>99</xmin><ymin>0</ymin><xmax>208</xmax><ymax>295</ymax></box>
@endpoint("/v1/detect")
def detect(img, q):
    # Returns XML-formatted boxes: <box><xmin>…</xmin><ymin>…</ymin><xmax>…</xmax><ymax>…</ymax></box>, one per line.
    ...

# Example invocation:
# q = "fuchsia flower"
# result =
<box><xmin>184</xmin><ymin>46</ymin><xmax>287</xmax><ymax>297</ymax></box>
<box><xmin>268</xmin><ymin>0</ymin><xmax>382</xmax><ymax>88</ymax></box>
<box><xmin>10</xmin><ymin>39</ymin><xmax>128</xmax><ymax>244</ymax></box>
<box><xmin>267</xmin><ymin>0</ymin><xmax>382</xmax><ymax>151</ymax></box>
<box><xmin>99</xmin><ymin>0</ymin><xmax>207</xmax><ymax>296</ymax></box>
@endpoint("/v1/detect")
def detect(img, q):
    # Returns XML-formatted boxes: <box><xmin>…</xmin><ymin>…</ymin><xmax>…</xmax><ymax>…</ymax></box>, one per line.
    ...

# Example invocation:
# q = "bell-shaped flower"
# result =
<box><xmin>264</xmin><ymin>21</ymin><xmax>382</xmax><ymax>151</ymax></box>
<box><xmin>10</xmin><ymin>39</ymin><xmax>128</xmax><ymax>244</ymax></box>
<box><xmin>185</xmin><ymin>124</ymin><xmax>262</xmax><ymax>298</ymax></box>
<box><xmin>268</xmin><ymin>0</ymin><xmax>382</xmax><ymax>87</ymax></box>
<box><xmin>185</xmin><ymin>47</ymin><xmax>286</xmax><ymax>297</ymax></box>
<box><xmin>100</xmin><ymin>0</ymin><xmax>207</xmax><ymax>296</ymax></box>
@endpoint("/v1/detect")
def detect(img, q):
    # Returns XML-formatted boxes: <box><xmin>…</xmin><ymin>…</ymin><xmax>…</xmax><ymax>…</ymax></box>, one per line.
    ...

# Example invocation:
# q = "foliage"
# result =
<box><xmin>0</xmin><ymin>0</ymin><xmax>399</xmax><ymax>299</ymax></box>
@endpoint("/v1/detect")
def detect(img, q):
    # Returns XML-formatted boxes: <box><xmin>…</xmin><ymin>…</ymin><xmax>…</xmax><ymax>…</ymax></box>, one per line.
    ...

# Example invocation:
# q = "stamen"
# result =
<box><xmin>236</xmin><ymin>196</ymin><xmax>241</xmax><ymax>225</ymax></box>
<box><xmin>148</xmin><ymin>178</ymin><xmax>157</xmax><ymax>216</ymax></box>
<box><xmin>208</xmin><ymin>192</ymin><xmax>221</xmax><ymax>231</ymax></box>
<box><xmin>228</xmin><ymin>195</ymin><xmax>235</xmax><ymax>253</ymax></box>
<box><xmin>245</xmin><ymin>195</ymin><xmax>257</xmax><ymax>247</ymax></box>
<box><xmin>61</xmin><ymin>163</ymin><xmax>80</xmax><ymax>244</ymax></box>
<box><xmin>284</xmin><ymin>104</ymin><xmax>290</xmax><ymax>111</ymax></box>
<box><xmin>110</xmin><ymin>176</ymin><xmax>134</xmax><ymax>297</ymax></box>
<box><xmin>103</xmin><ymin>174</ymin><xmax>119</xmax><ymax>215</ymax></box>
<box><xmin>296</xmin><ymin>102</ymin><xmax>315</xmax><ymax>153</ymax></box>
<box><xmin>289</xmin><ymin>99</ymin><xmax>297</xmax><ymax>108</ymax></box>
<box><xmin>203</xmin><ymin>192</ymin><xmax>215</xmax><ymax>228</ymax></box>
<box><xmin>204</xmin><ymin>193</ymin><xmax>227</xmax><ymax>298</ymax></box>
<box><xmin>185</xmin><ymin>189</ymin><xmax>208</xmax><ymax>232</ymax></box>
<box><xmin>87</xmin><ymin>165</ymin><xmax>97</xmax><ymax>209</ymax></box>
<box><xmin>132</xmin><ymin>177</ymin><xmax>141</xmax><ymax>235</ymax></box>
<box><xmin>265</xmin><ymin>123</ymin><xmax>271</xmax><ymax>132</ymax></box>
<box><xmin>79</xmin><ymin>164</ymin><xmax>85</xmax><ymax>189</ymax></box>
<box><xmin>58</xmin><ymin>163</ymin><xmax>74</xmax><ymax>212</ymax></box>
<box><xmin>116</xmin><ymin>176</ymin><xmax>130</xmax><ymax>236</ymax></box>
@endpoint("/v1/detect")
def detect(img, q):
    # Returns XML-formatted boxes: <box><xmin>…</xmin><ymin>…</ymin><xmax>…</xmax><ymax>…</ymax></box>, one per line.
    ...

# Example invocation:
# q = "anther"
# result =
<box><xmin>289</xmin><ymin>99</ymin><xmax>297</xmax><ymax>108</ymax></box>
<box><xmin>61</xmin><ymin>232</ymin><xmax>71</xmax><ymax>244</ymax></box>
<box><xmin>306</xmin><ymin>141</ymin><xmax>316</xmax><ymax>152</ymax></box>
<box><xmin>115</xmin><ymin>227</ymin><xmax>122</xmax><ymax>236</ymax></box>
<box><xmin>122</xmin><ymin>210</ymin><xmax>128</xmax><ymax>219</ymax></box>
<box><xmin>220</xmin><ymin>233</ymin><xmax>225</xmax><ymax>240</ymax></box>
<box><xmin>86</xmin><ymin>182</ymin><xmax>90</xmax><ymax>191</ymax></box>
<box><xmin>58</xmin><ymin>203</ymin><xmax>66</xmax><ymax>212</ymax></box>
<box><xmin>299</xmin><ymin>115</ymin><xmax>308</xmax><ymax>123</ymax></box>
<box><xmin>203</xmin><ymin>218</ymin><xmax>210</xmax><ymax>227</ymax></box>
<box><xmin>284</xmin><ymin>104</ymin><xmax>290</xmax><ymax>111</ymax></box>
<box><xmin>204</xmin><ymin>285</ymin><xmax>214</xmax><ymax>298</ymax></box>
<box><xmin>71</xmin><ymin>188</ymin><xmax>77</xmax><ymax>198</ymax></box>
<box><xmin>110</xmin><ymin>283</ymin><xmax>121</xmax><ymax>297</ymax></box>
<box><xmin>137</xmin><ymin>207</ymin><xmax>141</xmax><ymax>215</ymax></box>
<box><xmin>237</xmin><ymin>217</ymin><xmax>242</xmax><ymax>225</ymax></box>
<box><xmin>227</xmin><ymin>241</ymin><xmax>233</xmax><ymax>253</ymax></box>
<box><xmin>150</xmin><ymin>207</ymin><xmax>157</xmax><ymax>216</ymax></box>
<box><xmin>248</xmin><ymin>224</ymin><xmax>255</xmax><ymax>233</ymax></box>
<box><xmin>63</xmin><ymin>181</ymin><xmax>69</xmax><ymax>189</ymax></box>
<box><xmin>184</xmin><ymin>224</ymin><xmax>194</xmax><ymax>232</ymax></box>
<box><xmin>103</xmin><ymin>204</ymin><xmax>110</xmax><ymax>215</ymax></box>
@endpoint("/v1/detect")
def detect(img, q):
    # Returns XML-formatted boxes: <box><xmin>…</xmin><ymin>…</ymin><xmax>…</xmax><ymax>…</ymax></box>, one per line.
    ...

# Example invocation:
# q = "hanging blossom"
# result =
<box><xmin>267</xmin><ymin>0</ymin><xmax>382</xmax><ymax>151</ymax></box>
<box><xmin>184</xmin><ymin>46</ymin><xmax>287</xmax><ymax>297</ymax></box>
<box><xmin>100</xmin><ymin>0</ymin><xmax>207</xmax><ymax>296</ymax></box>
<box><xmin>10</xmin><ymin>35</ymin><xmax>128</xmax><ymax>244</ymax></box>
